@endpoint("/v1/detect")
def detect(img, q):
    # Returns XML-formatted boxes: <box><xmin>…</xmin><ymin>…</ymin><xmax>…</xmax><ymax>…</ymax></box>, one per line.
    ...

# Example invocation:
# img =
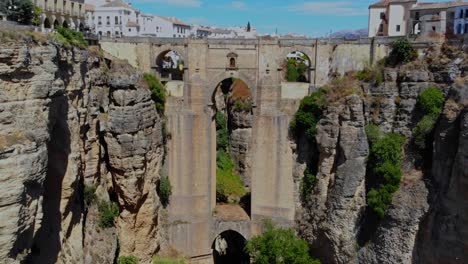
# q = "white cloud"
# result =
<box><xmin>132</xmin><ymin>0</ymin><xmax>202</xmax><ymax>7</ymax></box>
<box><xmin>231</xmin><ymin>1</ymin><xmax>246</xmax><ymax>10</ymax></box>
<box><xmin>289</xmin><ymin>1</ymin><xmax>367</xmax><ymax>16</ymax></box>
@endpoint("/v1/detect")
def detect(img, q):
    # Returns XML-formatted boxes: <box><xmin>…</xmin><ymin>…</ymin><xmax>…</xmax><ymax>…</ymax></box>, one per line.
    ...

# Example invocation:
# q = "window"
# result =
<box><xmin>415</xmin><ymin>12</ymin><xmax>420</xmax><ymax>20</ymax></box>
<box><xmin>465</xmin><ymin>24</ymin><xmax>468</xmax><ymax>34</ymax></box>
<box><xmin>465</xmin><ymin>9</ymin><xmax>468</xmax><ymax>18</ymax></box>
<box><xmin>115</xmin><ymin>16</ymin><xmax>118</xmax><ymax>25</ymax></box>
<box><xmin>98</xmin><ymin>16</ymin><xmax>102</xmax><ymax>25</ymax></box>
<box><xmin>230</xmin><ymin>58</ymin><xmax>236</xmax><ymax>68</ymax></box>
<box><xmin>379</xmin><ymin>24</ymin><xmax>384</xmax><ymax>33</ymax></box>
<box><xmin>457</xmin><ymin>24</ymin><xmax>462</xmax><ymax>34</ymax></box>
<box><xmin>396</xmin><ymin>25</ymin><xmax>401</xmax><ymax>32</ymax></box>
<box><xmin>432</xmin><ymin>26</ymin><xmax>436</xmax><ymax>32</ymax></box>
<box><xmin>380</xmin><ymin>12</ymin><xmax>385</xmax><ymax>19</ymax></box>
<box><xmin>129</xmin><ymin>28</ymin><xmax>131</xmax><ymax>32</ymax></box>
<box><xmin>106</xmin><ymin>16</ymin><xmax>110</xmax><ymax>26</ymax></box>
<box><xmin>173</xmin><ymin>34</ymin><xmax>176</xmax><ymax>37</ymax></box>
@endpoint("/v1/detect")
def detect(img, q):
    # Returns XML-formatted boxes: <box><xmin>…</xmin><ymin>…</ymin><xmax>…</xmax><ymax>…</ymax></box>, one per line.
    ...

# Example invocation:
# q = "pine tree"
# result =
<box><xmin>247</xmin><ymin>22</ymin><xmax>251</xmax><ymax>32</ymax></box>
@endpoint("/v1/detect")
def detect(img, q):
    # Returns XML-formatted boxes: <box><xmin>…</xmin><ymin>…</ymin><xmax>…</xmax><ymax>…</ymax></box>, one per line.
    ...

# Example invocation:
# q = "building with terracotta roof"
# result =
<box><xmin>368</xmin><ymin>0</ymin><xmax>417</xmax><ymax>37</ymax></box>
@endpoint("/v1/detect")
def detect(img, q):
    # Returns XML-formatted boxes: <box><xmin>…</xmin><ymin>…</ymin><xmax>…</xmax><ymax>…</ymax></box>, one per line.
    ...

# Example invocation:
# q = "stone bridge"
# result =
<box><xmin>100</xmin><ymin>37</ymin><xmax>398</xmax><ymax>263</ymax></box>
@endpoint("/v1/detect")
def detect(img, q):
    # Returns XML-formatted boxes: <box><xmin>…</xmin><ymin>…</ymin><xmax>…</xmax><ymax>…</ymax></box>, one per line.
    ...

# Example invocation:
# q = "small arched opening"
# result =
<box><xmin>284</xmin><ymin>51</ymin><xmax>311</xmax><ymax>83</ymax></box>
<box><xmin>62</xmin><ymin>20</ymin><xmax>69</xmax><ymax>28</ymax></box>
<box><xmin>230</xmin><ymin>58</ymin><xmax>236</xmax><ymax>68</ymax></box>
<box><xmin>106</xmin><ymin>31</ymin><xmax>111</xmax><ymax>37</ymax></box>
<box><xmin>212</xmin><ymin>230</ymin><xmax>249</xmax><ymax>264</ymax></box>
<box><xmin>79</xmin><ymin>22</ymin><xmax>84</xmax><ymax>32</ymax></box>
<box><xmin>53</xmin><ymin>19</ymin><xmax>59</xmax><ymax>29</ymax></box>
<box><xmin>212</xmin><ymin>78</ymin><xmax>253</xmax><ymax>218</ymax></box>
<box><xmin>155</xmin><ymin>50</ymin><xmax>184</xmax><ymax>82</ymax></box>
<box><xmin>44</xmin><ymin>18</ymin><xmax>51</xmax><ymax>29</ymax></box>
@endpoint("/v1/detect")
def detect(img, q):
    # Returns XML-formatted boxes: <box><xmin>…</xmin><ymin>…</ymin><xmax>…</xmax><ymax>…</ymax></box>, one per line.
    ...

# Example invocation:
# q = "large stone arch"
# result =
<box><xmin>151</xmin><ymin>45</ymin><xmax>188</xmax><ymax>68</ymax></box>
<box><xmin>206</xmin><ymin>71</ymin><xmax>257</xmax><ymax>105</ymax></box>
<box><xmin>211</xmin><ymin>229</ymin><xmax>250</xmax><ymax>264</ymax></box>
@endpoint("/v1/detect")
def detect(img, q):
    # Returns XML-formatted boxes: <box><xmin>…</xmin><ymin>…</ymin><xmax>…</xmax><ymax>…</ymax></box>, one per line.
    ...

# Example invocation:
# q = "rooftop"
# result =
<box><xmin>100</xmin><ymin>0</ymin><xmax>137</xmax><ymax>11</ymax></box>
<box><xmin>158</xmin><ymin>16</ymin><xmax>190</xmax><ymax>27</ymax></box>
<box><xmin>369</xmin><ymin>0</ymin><xmax>417</xmax><ymax>8</ymax></box>
<box><xmin>411</xmin><ymin>1</ymin><xmax>468</xmax><ymax>10</ymax></box>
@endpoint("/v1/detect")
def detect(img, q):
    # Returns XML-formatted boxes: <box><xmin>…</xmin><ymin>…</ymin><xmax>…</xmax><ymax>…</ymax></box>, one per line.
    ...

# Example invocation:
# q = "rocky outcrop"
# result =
<box><xmin>296</xmin><ymin>47</ymin><xmax>468</xmax><ymax>264</ymax></box>
<box><xmin>0</xmin><ymin>34</ymin><xmax>164</xmax><ymax>263</ymax></box>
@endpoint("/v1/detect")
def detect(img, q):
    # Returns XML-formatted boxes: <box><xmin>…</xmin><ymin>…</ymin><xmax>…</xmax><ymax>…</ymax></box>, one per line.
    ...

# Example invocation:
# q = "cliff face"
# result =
<box><xmin>296</xmin><ymin>47</ymin><xmax>468</xmax><ymax>264</ymax></box>
<box><xmin>0</xmin><ymin>36</ymin><xmax>164</xmax><ymax>263</ymax></box>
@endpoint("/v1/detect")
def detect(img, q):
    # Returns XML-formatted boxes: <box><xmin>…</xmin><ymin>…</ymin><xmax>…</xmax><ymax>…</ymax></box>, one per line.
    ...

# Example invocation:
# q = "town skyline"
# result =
<box><xmin>127</xmin><ymin>0</ymin><xmax>458</xmax><ymax>37</ymax></box>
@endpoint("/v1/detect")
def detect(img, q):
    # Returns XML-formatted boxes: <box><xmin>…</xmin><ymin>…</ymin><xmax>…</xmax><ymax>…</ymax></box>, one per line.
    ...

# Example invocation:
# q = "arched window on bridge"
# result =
<box><xmin>284</xmin><ymin>51</ymin><xmax>311</xmax><ymax>83</ymax></box>
<box><xmin>155</xmin><ymin>50</ymin><xmax>184</xmax><ymax>82</ymax></box>
<box><xmin>212</xmin><ymin>230</ymin><xmax>249</xmax><ymax>264</ymax></box>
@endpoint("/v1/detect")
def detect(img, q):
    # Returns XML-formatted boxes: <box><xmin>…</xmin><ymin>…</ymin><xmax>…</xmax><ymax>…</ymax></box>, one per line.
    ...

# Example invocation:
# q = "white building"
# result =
<box><xmin>156</xmin><ymin>16</ymin><xmax>191</xmax><ymax>38</ymax></box>
<box><xmin>452</xmin><ymin>4</ymin><xmax>468</xmax><ymax>34</ymax></box>
<box><xmin>368</xmin><ymin>0</ymin><xmax>417</xmax><ymax>37</ymax></box>
<box><xmin>86</xmin><ymin>0</ymin><xmax>141</xmax><ymax>38</ymax></box>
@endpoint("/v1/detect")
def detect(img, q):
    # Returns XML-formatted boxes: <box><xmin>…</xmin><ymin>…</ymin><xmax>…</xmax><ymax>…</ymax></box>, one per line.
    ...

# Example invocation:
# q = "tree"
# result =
<box><xmin>2</xmin><ymin>0</ymin><xmax>35</xmax><ymax>25</ymax></box>
<box><xmin>246</xmin><ymin>221</ymin><xmax>321</xmax><ymax>264</ymax></box>
<box><xmin>31</xmin><ymin>6</ymin><xmax>42</xmax><ymax>26</ymax></box>
<box><xmin>386</xmin><ymin>37</ymin><xmax>417</xmax><ymax>67</ymax></box>
<box><xmin>247</xmin><ymin>22</ymin><xmax>251</xmax><ymax>32</ymax></box>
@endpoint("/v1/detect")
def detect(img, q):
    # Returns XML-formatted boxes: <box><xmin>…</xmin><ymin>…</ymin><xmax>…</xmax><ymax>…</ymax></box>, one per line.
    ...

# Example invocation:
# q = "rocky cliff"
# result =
<box><xmin>296</xmin><ymin>45</ymin><xmax>468</xmax><ymax>264</ymax></box>
<box><xmin>0</xmin><ymin>33</ymin><xmax>164</xmax><ymax>263</ymax></box>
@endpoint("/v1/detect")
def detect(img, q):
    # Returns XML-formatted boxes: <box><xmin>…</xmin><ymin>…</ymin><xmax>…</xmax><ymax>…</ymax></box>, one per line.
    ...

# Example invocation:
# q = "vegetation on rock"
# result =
<box><xmin>290</xmin><ymin>88</ymin><xmax>327</xmax><ymax>139</ymax></box>
<box><xmin>158</xmin><ymin>176</ymin><xmax>172</xmax><ymax>207</ymax></box>
<box><xmin>98</xmin><ymin>200</ymin><xmax>119</xmax><ymax>228</ymax></box>
<box><xmin>246</xmin><ymin>221</ymin><xmax>321</xmax><ymax>264</ymax></box>
<box><xmin>286</xmin><ymin>58</ymin><xmax>308</xmax><ymax>82</ymax></box>
<box><xmin>366</xmin><ymin>128</ymin><xmax>405</xmax><ymax>218</ymax></box>
<box><xmin>214</xmin><ymin>111</ymin><xmax>246</xmax><ymax>203</ymax></box>
<box><xmin>386</xmin><ymin>38</ymin><xmax>417</xmax><ymax>67</ymax></box>
<box><xmin>413</xmin><ymin>87</ymin><xmax>445</xmax><ymax>150</ymax></box>
<box><xmin>300</xmin><ymin>166</ymin><xmax>317</xmax><ymax>202</ymax></box>
<box><xmin>144</xmin><ymin>73</ymin><xmax>166</xmax><ymax>114</ymax></box>
<box><xmin>118</xmin><ymin>256</ymin><xmax>139</xmax><ymax>264</ymax></box>
<box><xmin>83</xmin><ymin>185</ymin><xmax>97</xmax><ymax>208</ymax></box>
<box><xmin>55</xmin><ymin>27</ymin><xmax>87</xmax><ymax>48</ymax></box>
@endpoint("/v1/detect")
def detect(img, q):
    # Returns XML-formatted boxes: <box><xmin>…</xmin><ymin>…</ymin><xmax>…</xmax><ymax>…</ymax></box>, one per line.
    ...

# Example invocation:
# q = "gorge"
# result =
<box><xmin>0</xmin><ymin>29</ymin><xmax>467</xmax><ymax>264</ymax></box>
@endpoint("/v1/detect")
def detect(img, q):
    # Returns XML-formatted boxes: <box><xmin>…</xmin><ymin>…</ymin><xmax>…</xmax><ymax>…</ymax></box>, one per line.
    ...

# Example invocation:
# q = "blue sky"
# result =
<box><xmin>129</xmin><ymin>0</ymin><xmax>453</xmax><ymax>37</ymax></box>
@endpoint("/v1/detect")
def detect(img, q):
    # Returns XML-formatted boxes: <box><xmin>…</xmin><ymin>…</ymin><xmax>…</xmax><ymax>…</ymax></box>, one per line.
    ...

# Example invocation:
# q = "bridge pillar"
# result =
<box><xmin>166</xmin><ymin>76</ymin><xmax>215</xmax><ymax>259</ymax></box>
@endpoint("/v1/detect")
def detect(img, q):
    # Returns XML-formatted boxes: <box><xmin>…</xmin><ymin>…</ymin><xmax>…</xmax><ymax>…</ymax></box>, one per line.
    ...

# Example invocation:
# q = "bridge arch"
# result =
<box><xmin>207</xmin><ymin>71</ymin><xmax>256</xmax><ymax>104</ymax></box>
<box><xmin>212</xmin><ymin>230</ymin><xmax>250</xmax><ymax>264</ymax></box>
<box><xmin>155</xmin><ymin>49</ymin><xmax>186</xmax><ymax>81</ymax></box>
<box><xmin>281</xmin><ymin>50</ymin><xmax>312</xmax><ymax>83</ymax></box>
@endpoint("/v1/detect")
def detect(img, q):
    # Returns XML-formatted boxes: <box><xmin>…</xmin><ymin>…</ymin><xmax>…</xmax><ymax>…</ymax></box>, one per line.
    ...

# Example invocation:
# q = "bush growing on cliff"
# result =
<box><xmin>56</xmin><ymin>27</ymin><xmax>87</xmax><ymax>48</ymax></box>
<box><xmin>246</xmin><ymin>221</ymin><xmax>321</xmax><ymax>264</ymax></box>
<box><xmin>215</xmin><ymin>112</ymin><xmax>229</xmax><ymax>151</ymax></box>
<box><xmin>290</xmin><ymin>88</ymin><xmax>327</xmax><ymax>139</ymax></box>
<box><xmin>118</xmin><ymin>256</ymin><xmax>138</xmax><ymax>264</ymax></box>
<box><xmin>366</xmin><ymin>131</ymin><xmax>405</xmax><ymax>218</ymax></box>
<box><xmin>386</xmin><ymin>38</ymin><xmax>417</xmax><ymax>67</ymax></box>
<box><xmin>159</xmin><ymin>176</ymin><xmax>172</xmax><ymax>207</ymax></box>
<box><xmin>413</xmin><ymin>87</ymin><xmax>445</xmax><ymax>150</ymax></box>
<box><xmin>98</xmin><ymin>200</ymin><xmax>119</xmax><ymax>228</ymax></box>
<box><xmin>300</xmin><ymin>166</ymin><xmax>317</xmax><ymax>202</ymax></box>
<box><xmin>216</xmin><ymin>150</ymin><xmax>246</xmax><ymax>203</ymax></box>
<box><xmin>144</xmin><ymin>73</ymin><xmax>166</xmax><ymax>114</ymax></box>
<box><xmin>83</xmin><ymin>185</ymin><xmax>97</xmax><ymax>208</ymax></box>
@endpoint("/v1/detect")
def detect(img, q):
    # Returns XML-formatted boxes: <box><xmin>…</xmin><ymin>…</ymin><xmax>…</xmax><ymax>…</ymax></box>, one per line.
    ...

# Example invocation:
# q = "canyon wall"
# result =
<box><xmin>0</xmin><ymin>35</ymin><xmax>164</xmax><ymax>263</ymax></box>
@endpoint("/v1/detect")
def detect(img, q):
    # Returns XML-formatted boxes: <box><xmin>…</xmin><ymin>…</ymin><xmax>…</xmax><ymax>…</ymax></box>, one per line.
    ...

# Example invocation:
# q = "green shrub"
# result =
<box><xmin>286</xmin><ymin>59</ymin><xmax>300</xmax><ymax>82</ymax></box>
<box><xmin>233</xmin><ymin>99</ymin><xmax>253</xmax><ymax>112</ymax></box>
<box><xmin>413</xmin><ymin>114</ymin><xmax>438</xmax><ymax>149</ymax></box>
<box><xmin>84</xmin><ymin>185</ymin><xmax>97</xmax><ymax>208</ymax></box>
<box><xmin>412</xmin><ymin>87</ymin><xmax>445</xmax><ymax>150</ymax></box>
<box><xmin>300</xmin><ymin>166</ymin><xmax>317</xmax><ymax>202</ymax></box>
<box><xmin>365</xmin><ymin>123</ymin><xmax>382</xmax><ymax>144</ymax></box>
<box><xmin>56</xmin><ymin>26</ymin><xmax>87</xmax><ymax>48</ymax></box>
<box><xmin>159</xmin><ymin>176</ymin><xmax>172</xmax><ymax>207</ymax></box>
<box><xmin>118</xmin><ymin>256</ymin><xmax>138</xmax><ymax>264</ymax></box>
<box><xmin>216</xmin><ymin>150</ymin><xmax>246</xmax><ymax>202</ymax></box>
<box><xmin>386</xmin><ymin>38</ymin><xmax>417</xmax><ymax>67</ymax></box>
<box><xmin>215</xmin><ymin>112</ymin><xmax>229</xmax><ymax>151</ymax></box>
<box><xmin>290</xmin><ymin>88</ymin><xmax>327</xmax><ymax>139</ymax></box>
<box><xmin>357</xmin><ymin>67</ymin><xmax>384</xmax><ymax>85</ymax></box>
<box><xmin>98</xmin><ymin>200</ymin><xmax>119</xmax><ymax>228</ymax></box>
<box><xmin>366</xmin><ymin>132</ymin><xmax>405</xmax><ymax>218</ymax></box>
<box><xmin>153</xmin><ymin>257</ymin><xmax>186</xmax><ymax>264</ymax></box>
<box><xmin>246</xmin><ymin>221</ymin><xmax>321</xmax><ymax>264</ymax></box>
<box><xmin>417</xmin><ymin>87</ymin><xmax>445</xmax><ymax>115</ymax></box>
<box><xmin>144</xmin><ymin>73</ymin><xmax>166</xmax><ymax>114</ymax></box>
